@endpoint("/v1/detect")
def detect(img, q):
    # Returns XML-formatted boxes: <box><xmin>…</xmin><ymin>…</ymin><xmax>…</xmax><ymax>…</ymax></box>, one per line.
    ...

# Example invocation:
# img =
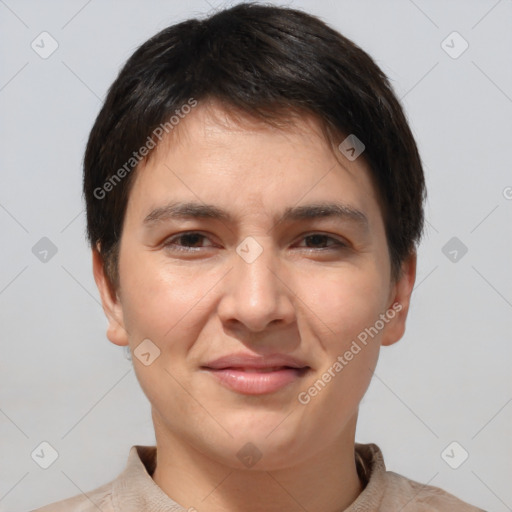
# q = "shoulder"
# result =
<box><xmin>30</xmin><ymin>480</ymin><xmax>115</xmax><ymax>512</ymax></box>
<box><xmin>352</xmin><ymin>443</ymin><xmax>486</xmax><ymax>512</ymax></box>
<box><xmin>380</xmin><ymin>470</ymin><xmax>487</xmax><ymax>511</ymax></box>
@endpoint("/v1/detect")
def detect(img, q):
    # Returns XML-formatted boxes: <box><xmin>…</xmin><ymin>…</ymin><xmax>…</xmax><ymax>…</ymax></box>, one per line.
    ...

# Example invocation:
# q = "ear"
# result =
<box><xmin>92</xmin><ymin>246</ymin><xmax>129</xmax><ymax>347</ymax></box>
<box><xmin>380</xmin><ymin>252</ymin><xmax>417</xmax><ymax>347</ymax></box>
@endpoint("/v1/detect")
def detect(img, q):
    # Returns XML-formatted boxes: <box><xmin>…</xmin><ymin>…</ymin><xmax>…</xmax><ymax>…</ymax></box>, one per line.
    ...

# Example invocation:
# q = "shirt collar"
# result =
<box><xmin>112</xmin><ymin>442</ymin><xmax>386</xmax><ymax>511</ymax></box>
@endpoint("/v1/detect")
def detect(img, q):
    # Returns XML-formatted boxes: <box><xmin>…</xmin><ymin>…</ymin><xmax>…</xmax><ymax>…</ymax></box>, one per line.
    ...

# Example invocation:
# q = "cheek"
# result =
<box><xmin>296</xmin><ymin>267</ymin><xmax>386</xmax><ymax>402</ymax></box>
<box><xmin>119</xmin><ymin>250</ymin><xmax>222</xmax><ymax>350</ymax></box>
<box><xmin>302</xmin><ymin>264</ymin><xmax>388</xmax><ymax>342</ymax></box>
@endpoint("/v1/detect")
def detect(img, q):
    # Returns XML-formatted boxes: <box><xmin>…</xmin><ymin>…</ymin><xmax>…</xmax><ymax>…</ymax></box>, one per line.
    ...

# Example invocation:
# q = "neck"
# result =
<box><xmin>151</xmin><ymin>413</ymin><xmax>363</xmax><ymax>512</ymax></box>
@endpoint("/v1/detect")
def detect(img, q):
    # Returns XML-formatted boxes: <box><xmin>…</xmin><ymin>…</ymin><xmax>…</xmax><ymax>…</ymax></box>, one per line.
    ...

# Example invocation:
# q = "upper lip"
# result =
<box><xmin>202</xmin><ymin>353</ymin><xmax>310</xmax><ymax>370</ymax></box>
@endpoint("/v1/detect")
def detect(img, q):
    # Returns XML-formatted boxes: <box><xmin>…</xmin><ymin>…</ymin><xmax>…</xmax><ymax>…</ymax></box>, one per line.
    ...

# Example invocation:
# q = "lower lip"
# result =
<box><xmin>203</xmin><ymin>367</ymin><xmax>309</xmax><ymax>395</ymax></box>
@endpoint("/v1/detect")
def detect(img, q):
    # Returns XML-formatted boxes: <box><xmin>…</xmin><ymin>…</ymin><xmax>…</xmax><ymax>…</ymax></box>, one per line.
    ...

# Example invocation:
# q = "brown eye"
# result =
<box><xmin>298</xmin><ymin>234</ymin><xmax>347</xmax><ymax>250</ymax></box>
<box><xmin>163</xmin><ymin>232</ymin><xmax>213</xmax><ymax>252</ymax></box>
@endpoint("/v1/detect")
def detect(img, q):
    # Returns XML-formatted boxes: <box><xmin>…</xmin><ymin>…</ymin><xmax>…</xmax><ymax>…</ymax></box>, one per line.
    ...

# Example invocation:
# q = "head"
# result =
<box><xmin>86</xmin><ymin>3</ymin><xmax>425</xmax><ymax>469</ymax></box>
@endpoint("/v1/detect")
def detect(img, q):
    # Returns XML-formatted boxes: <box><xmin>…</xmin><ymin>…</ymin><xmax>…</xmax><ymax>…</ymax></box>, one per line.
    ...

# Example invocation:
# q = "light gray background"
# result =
<box><xmin>1</xmin><ymin>0</ymin><xmax>511</xmax><ymax>510</ymax></box>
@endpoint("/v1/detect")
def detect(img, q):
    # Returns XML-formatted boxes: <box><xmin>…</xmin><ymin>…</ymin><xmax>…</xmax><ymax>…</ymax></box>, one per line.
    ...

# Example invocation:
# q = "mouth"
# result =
<box><xmin>201</xmin><ymin>365</ymin><xmax>311</xmax><ymax>395</ymax></box>
<box><xmin>209</xmin><ymin>365</ymin><xmax>306</xmax><ymax>372</ymax></box>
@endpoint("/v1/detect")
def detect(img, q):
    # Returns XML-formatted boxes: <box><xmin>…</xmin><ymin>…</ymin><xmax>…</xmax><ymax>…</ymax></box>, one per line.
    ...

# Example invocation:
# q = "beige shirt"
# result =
<box><xmin>32</xmin><ymin>443</ymin><xmax>485</xmax><ymax>511</ymax></box>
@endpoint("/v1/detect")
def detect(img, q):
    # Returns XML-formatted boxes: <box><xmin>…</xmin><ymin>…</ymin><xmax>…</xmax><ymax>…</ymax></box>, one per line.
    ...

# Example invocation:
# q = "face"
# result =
<box><xmin>93</xmin><ymin>101</ymin><xmax>416</xmax><ymax>470</ymax></box>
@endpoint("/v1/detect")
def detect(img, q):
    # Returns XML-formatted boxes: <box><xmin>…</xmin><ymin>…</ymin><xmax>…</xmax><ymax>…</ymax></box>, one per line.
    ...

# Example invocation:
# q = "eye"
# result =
<box><xmin>296</xmin><ymin>233</ymin><xmax>347</xmax><ymax>250</ymax></box>
<box><xmin>162</xmin><ymin>232</ymin><xmax>214</xmax><ymax>252</ymax></box>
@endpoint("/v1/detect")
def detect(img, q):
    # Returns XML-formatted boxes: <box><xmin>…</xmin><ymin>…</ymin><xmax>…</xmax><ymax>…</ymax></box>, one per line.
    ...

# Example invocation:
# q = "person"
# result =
<box><xmin>33</xmin><ymin>2</ymin><xmax>485</xmax><ymax>511</ymax></box>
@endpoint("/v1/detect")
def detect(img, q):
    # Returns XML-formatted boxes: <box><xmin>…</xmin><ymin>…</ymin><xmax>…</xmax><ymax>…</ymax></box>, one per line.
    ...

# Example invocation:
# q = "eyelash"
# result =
<box><xmin>162</xmin><ymin>231</ymin><xmax>348</xmax><ymax>253</ymax></box>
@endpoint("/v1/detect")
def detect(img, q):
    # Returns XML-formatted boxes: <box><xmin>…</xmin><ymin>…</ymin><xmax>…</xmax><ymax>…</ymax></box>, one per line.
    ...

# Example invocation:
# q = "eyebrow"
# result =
<box><xmin>142</xmin><ymin>200</ymin><xmax>369</xmax><ymax>231</ymax></box>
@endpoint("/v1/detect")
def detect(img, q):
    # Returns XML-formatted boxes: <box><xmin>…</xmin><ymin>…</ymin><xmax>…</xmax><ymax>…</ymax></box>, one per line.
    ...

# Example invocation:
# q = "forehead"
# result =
<box><xmin>147</xmin><ymin>101</ymin><xmax>340</xmax><ymax>169</ymax></box>
<box><xmin>126</xmin><ymin>101</ymin><xmax>383</xmax><ymax>229</ymax></box>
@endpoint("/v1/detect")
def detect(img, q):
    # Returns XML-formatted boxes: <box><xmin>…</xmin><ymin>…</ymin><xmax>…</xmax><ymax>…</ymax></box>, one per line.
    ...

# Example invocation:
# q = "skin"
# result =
<box><xmin>93</xmin><ymin>100</ymin><xmax>416</xmax><ymax>512</ymax></box>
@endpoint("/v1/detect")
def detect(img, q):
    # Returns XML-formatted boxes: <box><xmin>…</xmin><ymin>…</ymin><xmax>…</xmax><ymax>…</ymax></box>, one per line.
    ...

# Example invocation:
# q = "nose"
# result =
<box><xmin>216</xmin><ymin>237</ymin><xmax>296</xmax><ymax>333</ymax></box>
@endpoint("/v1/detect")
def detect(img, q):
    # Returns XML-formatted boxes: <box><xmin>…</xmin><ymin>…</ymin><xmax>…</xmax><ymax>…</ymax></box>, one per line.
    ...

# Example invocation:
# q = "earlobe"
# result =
<box><xmin>92</xmin><ymin>246</ymin><xmax>129</xmax><ymax>347</ymax></box>
<box><xmin>380</xmin><ymin>252</ymin><xmax>417</xmax><ymax>347</ymax></box>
